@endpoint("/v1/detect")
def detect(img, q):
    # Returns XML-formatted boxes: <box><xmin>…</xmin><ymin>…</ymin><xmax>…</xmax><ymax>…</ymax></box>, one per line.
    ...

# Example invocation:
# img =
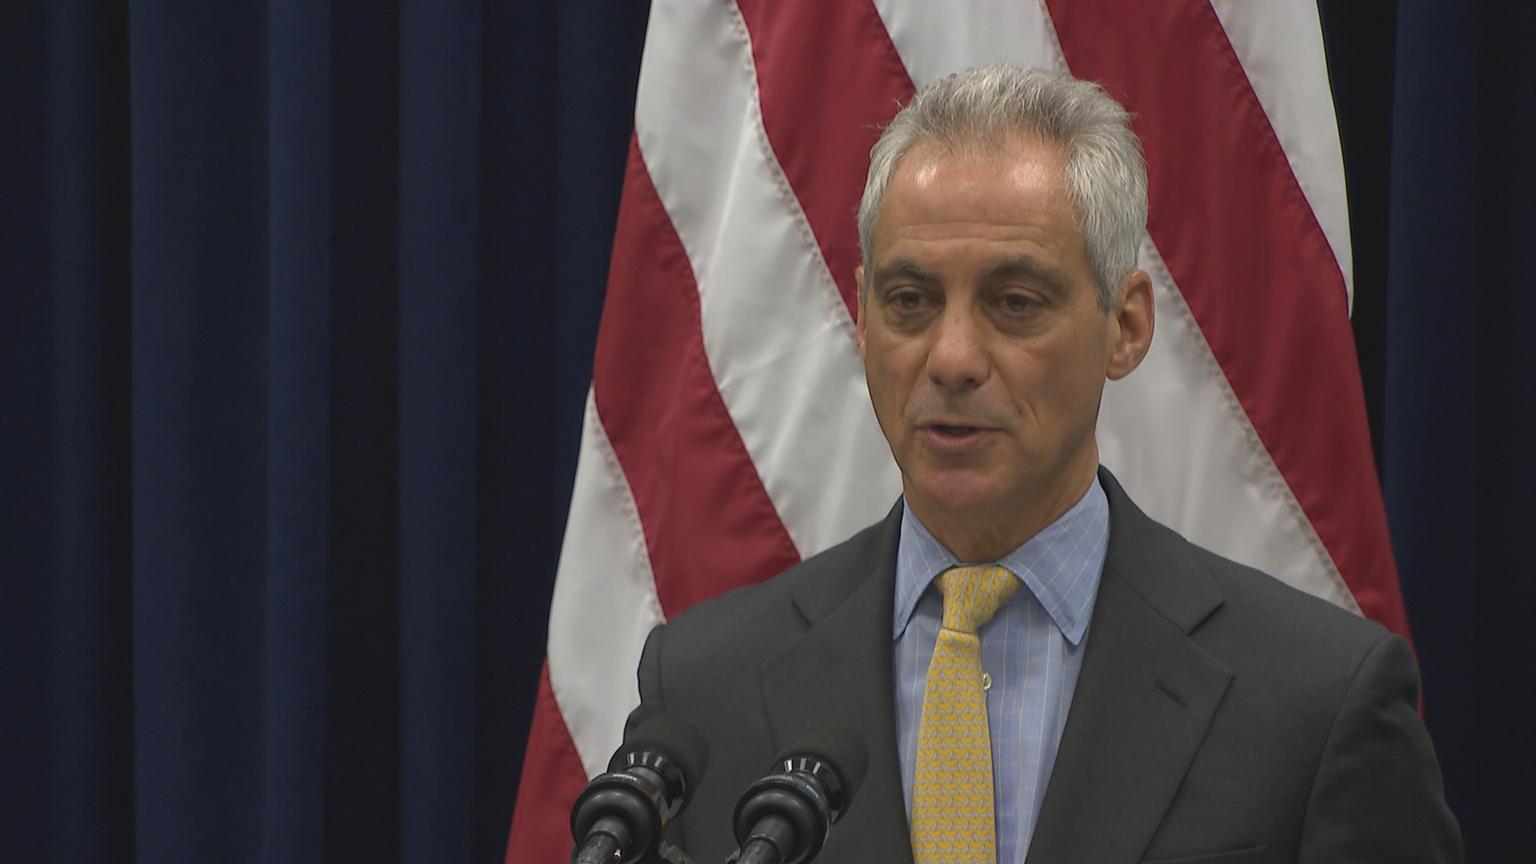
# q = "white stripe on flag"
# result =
<box><xmin>545</xmin><ymin>390</ymin><xmax>665</xmax><ymax>778</ymax></box>
<box><xmin>635</xmin><ymin>0</ymin><xmax>901</xmax><ymax>559</ymax></box>
<box><xmin>871</xmin><ymin>0</ymin><xmax>1063</xmax><ymax>83</ymax></box>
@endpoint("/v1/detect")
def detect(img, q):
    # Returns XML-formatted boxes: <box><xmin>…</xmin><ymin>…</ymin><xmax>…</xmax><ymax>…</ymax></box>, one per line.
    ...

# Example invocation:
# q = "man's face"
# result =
<box><xmin>856</xmin><ymin>135</ymin><xmax>1151</xmax><ymax>555</ymax></box>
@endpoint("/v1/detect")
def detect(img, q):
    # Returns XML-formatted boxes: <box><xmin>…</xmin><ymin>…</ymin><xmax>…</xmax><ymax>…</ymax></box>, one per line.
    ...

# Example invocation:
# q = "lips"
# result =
<box><xmin>917</xmin><ymin>420</ymin><xmax>996</xmax><ymax>452</ymax></box>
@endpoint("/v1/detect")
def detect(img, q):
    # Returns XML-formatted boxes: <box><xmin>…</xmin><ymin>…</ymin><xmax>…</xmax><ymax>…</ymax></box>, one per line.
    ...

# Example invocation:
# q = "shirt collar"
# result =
<box><xmin>892</xmin><ymin>475</ymin><xmax>1109</xmax><ymax>646</ymax></box>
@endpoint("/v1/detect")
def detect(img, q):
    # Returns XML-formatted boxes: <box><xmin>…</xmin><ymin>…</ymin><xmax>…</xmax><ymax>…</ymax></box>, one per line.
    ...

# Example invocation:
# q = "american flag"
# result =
<box><xmin>505</xmin><ymin>1</ymin><xmax>1406</xmax><ymax>859</ymax></box>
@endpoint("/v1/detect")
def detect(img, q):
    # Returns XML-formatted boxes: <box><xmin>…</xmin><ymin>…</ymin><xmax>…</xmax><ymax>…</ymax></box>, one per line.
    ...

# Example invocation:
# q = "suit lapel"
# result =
<box><xmin>760</xmin><ymin>504</ymin><xmax>916</xmax><ymax>864</ymax></box>
<box><xmin>1026</xmin><ymin>471</ymin><xmax>1234</xmax><ymax>864</ymax></box>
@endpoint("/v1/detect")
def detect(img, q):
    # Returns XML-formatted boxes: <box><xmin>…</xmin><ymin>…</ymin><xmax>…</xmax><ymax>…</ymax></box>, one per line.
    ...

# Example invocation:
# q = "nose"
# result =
<box><xmin>926</xmin><ymin>305</ymin><xmax>989</xmax><ymax>392</ymax></box>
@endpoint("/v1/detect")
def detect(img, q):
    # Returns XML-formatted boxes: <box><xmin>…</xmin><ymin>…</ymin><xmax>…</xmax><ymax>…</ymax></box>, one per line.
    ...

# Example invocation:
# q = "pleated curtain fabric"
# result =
<box><xmin>909</xmin><ymin>566</ymin><xmax>1020</xmax><ymax>864</ymax></box>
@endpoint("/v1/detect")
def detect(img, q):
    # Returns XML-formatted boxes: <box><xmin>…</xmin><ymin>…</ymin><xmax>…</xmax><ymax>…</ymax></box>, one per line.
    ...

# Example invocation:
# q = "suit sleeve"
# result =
<box><xmin>627</xmin><ymin>622</ymin><xmax>698</xmax><ymax>851</ymax></box>
<box><xmin>624</xmin><ymin>622</ymin><xmax>668</xmax><ymax>740</ymax></box>
<box><xmin>1298</xmin><ymin>633</ymin><xmax>1463</xmax><ymax>862</ymax></box>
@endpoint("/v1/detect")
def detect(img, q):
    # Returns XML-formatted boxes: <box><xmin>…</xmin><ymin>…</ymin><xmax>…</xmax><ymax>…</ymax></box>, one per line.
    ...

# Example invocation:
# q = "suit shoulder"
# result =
<box><xmin>1203</xmin><ymin>543</ymin><xmax>1387</xmax><ymax>644</ymax></box>
<box><xmin>657</xmin><ymin>513</ymin><xmax>894</xmax><ymax>647</ymax></box>
<box><xmin>1167</xmin><ymin>536</ymin><xmax>1400</xmax><ymax>699</ymax></box>
<box><xmin>1102</xmin><ymin>471</ymin><xmax>1391</xmax><ymax>668</ymax></box>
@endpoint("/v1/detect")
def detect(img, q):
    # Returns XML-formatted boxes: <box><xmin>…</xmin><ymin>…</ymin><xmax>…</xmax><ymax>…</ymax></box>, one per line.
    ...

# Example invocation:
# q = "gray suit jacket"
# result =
<box><xmin>629</xmin><ymin>469</ymin><xmax>1461</xmax><ymax>863</ymax></box>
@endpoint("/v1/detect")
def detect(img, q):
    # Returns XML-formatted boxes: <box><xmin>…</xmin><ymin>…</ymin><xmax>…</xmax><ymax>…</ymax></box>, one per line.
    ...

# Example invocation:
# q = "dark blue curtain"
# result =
<box><xmin>1374</xmin><ymin>3</ymin><xmax>1535</xmax><ymax>861</ymax></box>
<box><xmin>1323</xmin><ymin>2</ymin><xmax>1534</xmax><ymax>860</ymax></box>
<box><xmin>2</xmin><ymin>1</ymin><xmax>1531</xmax><ymax>862</ymax></box>
<box><xmin>0</xmin><ymin>1</ymin><xmax>648</xmax><ymax>862</ymax></box>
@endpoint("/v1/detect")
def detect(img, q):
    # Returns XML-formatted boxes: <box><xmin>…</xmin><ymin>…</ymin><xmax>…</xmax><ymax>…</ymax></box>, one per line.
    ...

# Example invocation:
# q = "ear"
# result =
<box><xmin>854</xmin><ymin>264</ymin><xmax>868</xmax><ymax>361</ymax></box>
<box><xmin>1106</xmin><ymin>269</ymin><xmax>1154</xmax><ymax>381</ymax></box>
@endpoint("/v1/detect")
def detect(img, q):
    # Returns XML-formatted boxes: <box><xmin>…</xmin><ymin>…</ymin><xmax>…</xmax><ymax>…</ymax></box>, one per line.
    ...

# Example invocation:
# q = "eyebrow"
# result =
<box><xmin>871</xmin><ymin>259</ymin><xmax>940</xmax><ymax>287</ymax></box>
<box><xmin>981</xmin><ymin>255</ymin><xmax>1074</xmax><ymax>295</ymax></box>
<box><xmin>871</xmin><ymin>255</ymin><xmax>1077</xmax><ymax>295</ymax></box>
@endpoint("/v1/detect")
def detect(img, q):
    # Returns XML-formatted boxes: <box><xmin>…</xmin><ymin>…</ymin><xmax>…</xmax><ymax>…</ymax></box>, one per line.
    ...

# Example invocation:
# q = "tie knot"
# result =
<box><xmin>936</xmin><ymin>565</ymin><xmax>1019</xmax><ymax>634</ymax></box>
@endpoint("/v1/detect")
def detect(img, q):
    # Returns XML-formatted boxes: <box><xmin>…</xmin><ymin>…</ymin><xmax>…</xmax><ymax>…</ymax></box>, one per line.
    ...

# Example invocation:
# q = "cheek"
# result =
<box><xmin>1044</xmin><ymin>345</ymin><xmax>1112</xmax><ymax>422</ymax></box>
<box><xmin>1000</xmin><ymin>344</ymin><xmax>1096</xmax><ymax>422</ymax></box>
<box><xmin>871</xmin><ymin>364</ymin><xmax>909</xmax><ymax>421</ymax></box>
<box><xmin>865</xmin><ymin>345</ymin><xmax>925</xmax><ymax>432</ymax></box>
<box><xmin>880</xmin><ymin>356</ymin><xmax>911</xmax><ymax>392</ymax></box>
<box><xmin>868</xmin><ymin>337</ymin><xmax>921</xmax><ymax>387</ymax></box>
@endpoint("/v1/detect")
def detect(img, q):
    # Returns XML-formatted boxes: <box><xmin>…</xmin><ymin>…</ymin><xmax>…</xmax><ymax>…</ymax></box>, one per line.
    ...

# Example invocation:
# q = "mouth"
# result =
<box><xmin>917</xmin><ymin>421</ymin><xmax>996</xmax><ymax>451</ymax></box>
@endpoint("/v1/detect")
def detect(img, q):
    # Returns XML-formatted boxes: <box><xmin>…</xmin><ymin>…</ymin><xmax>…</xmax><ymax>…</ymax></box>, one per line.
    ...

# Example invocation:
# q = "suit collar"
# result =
<box><xmin>780</xmin><ymin>499</ymin><xmax>903</xmax><ymax>627</ymax></box>
<box><xmin>1097</xmin><ymin>468</ymin><xmax>1225</xmax><ymax>634</ymax></box>
<box><xmin>1025</xmin><ymin>468</ymin><xmax>1233</xmax><ymax>863</ymax></box>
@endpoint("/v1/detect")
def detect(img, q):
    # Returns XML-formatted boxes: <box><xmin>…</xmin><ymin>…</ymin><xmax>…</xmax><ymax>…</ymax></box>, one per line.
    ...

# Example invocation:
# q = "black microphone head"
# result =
<box><xmin>610</xmin><ymin>711</ymin><xmax>710</xmax><ymax>811</ymax></box>
<box><xmin>773</xmin><ymin>727</ymin><xmax>868</xmax><ymax>821</ymax></box>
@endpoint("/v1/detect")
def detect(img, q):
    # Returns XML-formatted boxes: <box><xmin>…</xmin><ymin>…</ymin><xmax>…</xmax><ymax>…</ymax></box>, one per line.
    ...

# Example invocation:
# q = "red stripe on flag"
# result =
<box><xmin>593</xmin><ymin>136</ymin><xmax>802</xmax><ymax>616</ymax></box>
<box><xmin>736</xmin><ymin>0</ymin><xmax>915</xmax><ymax>317</ymax></box>
<box><xmin>1044</xmin><ymin>0</ymin><xmax>1409</xmax><ymax>638</ymax></box>
<box><xmin>504</xmin><ymin>664</ymin><xmax>589</xmax><ymax>864</ymax></box>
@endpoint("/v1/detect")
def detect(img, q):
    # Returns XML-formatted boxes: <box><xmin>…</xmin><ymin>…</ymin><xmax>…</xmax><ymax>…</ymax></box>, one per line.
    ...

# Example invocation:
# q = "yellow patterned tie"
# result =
<box><xmin>910</xmin><ymin>565</ymin><xmax>1020</xmax><ymax>864</ymax></box>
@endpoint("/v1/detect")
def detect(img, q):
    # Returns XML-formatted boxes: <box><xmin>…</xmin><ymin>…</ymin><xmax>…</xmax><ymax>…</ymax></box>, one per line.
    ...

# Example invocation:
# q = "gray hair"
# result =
<box><xmin>856</xmin><ymin>65</ymin><xmax>1147</xmax><ymax>310</ymax></box>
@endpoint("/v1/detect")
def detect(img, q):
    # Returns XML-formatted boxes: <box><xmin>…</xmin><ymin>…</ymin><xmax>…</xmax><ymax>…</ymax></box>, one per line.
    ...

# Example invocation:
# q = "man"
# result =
<box><xmin>626</xmin><ymin>66</ymin><xmax>1460</xmax><ymax>863</ymax></box>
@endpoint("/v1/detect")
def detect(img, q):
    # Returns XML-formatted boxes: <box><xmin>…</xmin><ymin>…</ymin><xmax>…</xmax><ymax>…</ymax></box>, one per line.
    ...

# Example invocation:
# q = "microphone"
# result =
<box><xmin>728</xmin><ymin>729</ymin><xmax>868</xmax><ymax>864</ymax></box>
<box><xmin>570</xmin><ymin>712</ymin><xmax>709</xmax><ymax>864</ymax></box>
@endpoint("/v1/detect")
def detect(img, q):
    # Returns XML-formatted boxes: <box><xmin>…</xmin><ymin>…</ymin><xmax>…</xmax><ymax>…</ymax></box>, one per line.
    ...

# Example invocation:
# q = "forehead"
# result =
<box><xmin>871</xmin><ymin>135</ymin><xmax>1085</xmax><ymax>263</ymax></box>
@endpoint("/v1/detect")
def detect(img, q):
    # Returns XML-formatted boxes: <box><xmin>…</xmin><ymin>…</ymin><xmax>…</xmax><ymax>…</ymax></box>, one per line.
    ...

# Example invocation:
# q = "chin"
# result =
<box><xmin>908</xmin><ymin>474</ymin><xmax>1007</xmax><ymax>520</ymax></box>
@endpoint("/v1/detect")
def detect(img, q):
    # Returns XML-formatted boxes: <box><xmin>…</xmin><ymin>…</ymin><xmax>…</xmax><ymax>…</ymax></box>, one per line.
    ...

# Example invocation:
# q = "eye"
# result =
<box><xmin>997</xmin><ymin>292</ymin><xmax>1039</xmax><ymax>315</ymax></box>
<box><xmin>888</xmin><ymin>288</ymin><xmax>927</xmax><ymax>311</ymax></box>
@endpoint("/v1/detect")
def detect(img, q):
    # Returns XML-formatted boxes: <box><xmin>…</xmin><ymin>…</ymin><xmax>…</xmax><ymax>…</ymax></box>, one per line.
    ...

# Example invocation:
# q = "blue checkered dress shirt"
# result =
<box><xmin>893</xmin><ymin>477</ymin><xmax>1108</xmax><ymax>863</ymax></box>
